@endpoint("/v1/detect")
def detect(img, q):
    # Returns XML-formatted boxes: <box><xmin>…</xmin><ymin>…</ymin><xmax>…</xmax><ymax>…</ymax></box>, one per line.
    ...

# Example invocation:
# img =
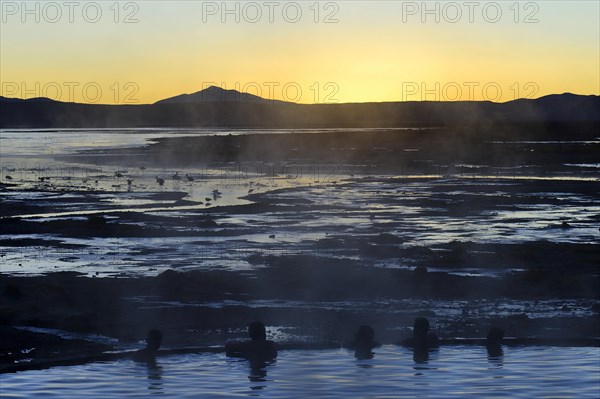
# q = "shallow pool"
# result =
<box><xmin>1</xmin><ymin>345</ymin><xmax>599</xmax><ymax>398</ymax></box>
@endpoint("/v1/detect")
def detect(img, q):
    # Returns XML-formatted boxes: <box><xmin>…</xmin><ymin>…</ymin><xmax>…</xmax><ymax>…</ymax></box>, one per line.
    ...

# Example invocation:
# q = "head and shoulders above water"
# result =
<box><xmin>486</xmin><ymin>326</ymin><xmax>505</xmax><ymax>357</ymax></box>
<box><xmin>130</xmin><ymin>321</ymin><xmax>505</xmax><ymax>365</ymax></box>
<box><xmin>343</xmin><ymin>325</ymin><xmax>382</xmax><ymax>360</ymax></box>
<box><xmin>225</xmin><ymin>321</ymin><xmax>277</xmax><ymax>361</ymax></box>
<box><xmin>132</xmin><ymin>329</ymin><xmax>163</xmax><ymax>362</ymax></box>
<box><xmin>400</xmin><ymin>317</ymin><xmax>440</xmax><ymax>349</ymax></box>
<box><xmin>343</xmin><ymin>325</ymin><xmax>381</xmax><ymax>350</ymax></box>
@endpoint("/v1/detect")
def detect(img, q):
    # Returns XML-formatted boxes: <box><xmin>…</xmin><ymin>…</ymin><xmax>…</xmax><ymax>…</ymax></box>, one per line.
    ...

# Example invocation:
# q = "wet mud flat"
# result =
<box><xmin>1</xmin><ymin>122</ymin><xmax>599</xmax><ymax>372</ymax></box>
<box><xmin>1</xmin><ymin>174</ymin><xmax>598</xmax><ymax>276</ymax></box>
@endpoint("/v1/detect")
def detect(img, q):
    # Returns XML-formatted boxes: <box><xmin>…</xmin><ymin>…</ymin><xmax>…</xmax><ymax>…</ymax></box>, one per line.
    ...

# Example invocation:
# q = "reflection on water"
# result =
<box><xmin>145</xmin><ymin>359</ymin><xmax>164</xmax><ymax>394</ymax></box>
<box><xmin>354</xmin><ymin>348</ymin><xmax>375</xmax><ymax>361</ymax></box>
<box><xmin>412</xmin><ymin>348</ymin><xmax>430</xmax><ymax>365</ymax></box>
<box><xmin>2</xmin><ymin>346</ymin><xmax>599</xmax><ymax>398</ymax></box>
<box><xmin>487</xmin><ymin>350</ymin><xmax>504</xmax><ymax>369</ymax></box>
<box><xmin>247</xmin><ymin>359</ymin><xmax>274</xmax><ymax>392</ymax></box>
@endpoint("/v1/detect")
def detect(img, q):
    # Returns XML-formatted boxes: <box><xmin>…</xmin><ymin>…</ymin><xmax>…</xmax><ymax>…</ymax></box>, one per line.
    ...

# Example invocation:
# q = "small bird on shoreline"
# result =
<box><xmin>156</xmin><ymin>176</ymin><xmax>165</xmax><ymax>186</ymax></box>
<box><xmin>186</xmin><ymin>174</ymin><xmax>194</xmax><ymax>182</ymax></box>
<box><xmin>172</xmin><ymin>172</ymin><xmax>182</xmax><ymax>181</ymax></box>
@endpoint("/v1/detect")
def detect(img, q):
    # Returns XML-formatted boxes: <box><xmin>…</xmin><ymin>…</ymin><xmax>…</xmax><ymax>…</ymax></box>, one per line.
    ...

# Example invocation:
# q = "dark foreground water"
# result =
<box><xmin>1</xmin><ymin>345</ymin><xmax>599</xmax><ymax>398</ymax></box>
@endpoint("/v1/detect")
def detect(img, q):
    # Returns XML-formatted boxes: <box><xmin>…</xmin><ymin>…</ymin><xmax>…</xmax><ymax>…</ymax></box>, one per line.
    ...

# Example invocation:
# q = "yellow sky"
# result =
<box><xmin>1</xmin><ymin>1</ymin><xmax>598</xmax><ymax>104</ymax></box>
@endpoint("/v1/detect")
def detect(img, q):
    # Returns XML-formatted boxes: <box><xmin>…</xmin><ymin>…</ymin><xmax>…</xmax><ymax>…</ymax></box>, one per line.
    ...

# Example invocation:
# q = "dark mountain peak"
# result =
<box><xmin>540</xmin><ymin>92</ymin><xmax>597</xmax><ymax>98</ymax></box>
<box><xmin>202</xmin><ymin>85</ymin><xmax>230</xmax><ymax>94</ymax></box>
<box><xmin>508</xmin><ymin>92</ymin><xmax>599</xmax><ymax>103</ymax></box>
<box><xmin>155</xmin><ymin>86</ymin><xmax>287</xmax><ymax>105</ymax></box>
<box><xmin>534</xmin><ymin>93</ymin><xmax>596</xmax><ymax>101</ymax></box>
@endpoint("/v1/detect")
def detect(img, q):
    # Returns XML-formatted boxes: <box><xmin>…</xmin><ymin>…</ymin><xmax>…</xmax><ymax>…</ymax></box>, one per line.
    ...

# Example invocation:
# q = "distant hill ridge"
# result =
<box><xmin>1</xmin><ymin>89</ymin><xmax>598</xmax><ymax>128</ymax></box>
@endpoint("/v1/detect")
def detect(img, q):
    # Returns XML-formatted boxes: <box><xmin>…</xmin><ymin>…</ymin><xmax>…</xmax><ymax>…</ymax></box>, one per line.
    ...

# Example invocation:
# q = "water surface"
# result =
<box><xmin>2</xmin><ymin>346</ymin><xmax>598</xmax><ymax>398</ymax></box>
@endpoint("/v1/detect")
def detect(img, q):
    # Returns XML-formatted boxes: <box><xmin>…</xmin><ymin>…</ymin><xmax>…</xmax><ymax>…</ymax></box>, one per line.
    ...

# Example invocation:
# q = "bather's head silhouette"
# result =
<box><xmin>146</xmin><ymin>329</ymin><xmax>163</xmax><ymax>351</ymax></box>
<box><xmin>413</xmin><ymin>317</ymin><xmax>429</xmax><ymax>339</ymax></box>
<box><xmin>352</xmin><ymin>325</ymin><xmax>380</xmax><ymax>360</ymax></box>
<box><xmin>133</xmin><ymin>329</ymin><xmax>163</xmax><ymax>362</ymax></box>
<box><xmin>414</xmin><ymin>317</ymin><xmax>439</xmax><ymax>347</ymax></box>
<box><xmin>355</xmin><ymin>325</ymin><xmax>375</xmax><ymax>345</ymax></box>
<box><xmin>249</xmin><ymin>321</ymin><xmax>267</xmax><ymax>341</ymax></box>
<box><xmin>487</xmin><ymin>326</ymin><xmax>504</xmax><ymax>346</ymax></box>
<box><xmin>401</xmin><ymin>317</ymin><xmax>439</xmax><ymax>351</ymax></box>
<box><xmin>486</xmin><ymin>326</ymin><xmax>504</xmax><ymax>358</ymax></box>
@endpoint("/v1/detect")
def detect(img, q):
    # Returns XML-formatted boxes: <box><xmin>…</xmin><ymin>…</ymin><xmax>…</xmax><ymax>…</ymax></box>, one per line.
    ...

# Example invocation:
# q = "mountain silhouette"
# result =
<box><xmin>1</xmin><ymin>92</ymin><xmax>598</xmax><ymax>128</ymax></box>
<box><xmin>154</xmin><ymin>86</ymin><xmax>287</xmax><ymax>105</ymax></box>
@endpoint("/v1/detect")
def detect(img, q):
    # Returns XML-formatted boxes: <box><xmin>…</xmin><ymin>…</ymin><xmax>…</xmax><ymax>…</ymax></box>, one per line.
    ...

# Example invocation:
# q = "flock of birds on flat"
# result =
<box><xmin>2</xmin><ymin>163</ymin><xmax>342</xmax><ymax>211</ymax></box>
<box><xmin>0</xmin><ymin>165</ymin><xmax>268</xmax><ymax>207</ymax></box>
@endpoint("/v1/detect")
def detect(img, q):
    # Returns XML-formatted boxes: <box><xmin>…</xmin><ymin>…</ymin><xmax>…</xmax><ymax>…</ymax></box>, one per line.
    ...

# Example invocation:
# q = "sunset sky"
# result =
<box><xmin>1</xmin><ymin>1</ymin><xmax>599</xmax><ymax>104</ymax></box>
